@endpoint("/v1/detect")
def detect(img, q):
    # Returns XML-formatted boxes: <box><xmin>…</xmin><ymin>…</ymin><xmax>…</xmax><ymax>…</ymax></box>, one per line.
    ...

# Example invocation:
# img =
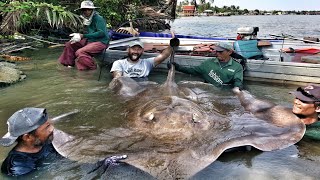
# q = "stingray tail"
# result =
<box><xmin>162</xmin><ymin>55</ymin><xmax>179</xmax><ymax>96</ymax></box>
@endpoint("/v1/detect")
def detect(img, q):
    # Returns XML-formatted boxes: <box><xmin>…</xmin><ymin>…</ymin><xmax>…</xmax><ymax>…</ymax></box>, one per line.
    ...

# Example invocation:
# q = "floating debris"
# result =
<box><xmin>1</xmin><ymin>54</ymin><xmax>31</xmax><ymax>62</ymax></box>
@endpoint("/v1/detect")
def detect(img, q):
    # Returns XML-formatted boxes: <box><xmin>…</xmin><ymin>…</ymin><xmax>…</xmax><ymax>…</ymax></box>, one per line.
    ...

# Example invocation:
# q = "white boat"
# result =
<box><xmin>104</xmin><ymin>29</ymin><xmax>320</xmax><ymax>85</ymax></box>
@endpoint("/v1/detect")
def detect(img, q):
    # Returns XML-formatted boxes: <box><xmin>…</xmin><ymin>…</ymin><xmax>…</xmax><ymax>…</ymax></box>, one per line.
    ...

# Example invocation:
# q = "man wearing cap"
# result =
<box><xmin>0</xmin><ymin>108</ymin><xmax>59</xmax><ymax>176</ymax></box>
<box><xmin>168</xmin><ymin>42</ymin><xmax>244</xmax><ymax>88</ymax></box>
<box><xmin>58</xmin><ymin>1</ymin><xmax>109</xmax><ymax>70</ymax></box>
<box><xmin>1</xmin><ymin>108</ymin><xmax>125</xmax><ymax>176</ymax></box>
<box><xmin>290</xmin><ymin>84</ymin><xmax>320</xmax><ymax>140</ymax></box>
<box><xmin>110</xmin><ymin>40</ymin><xmax>173</xmax><ymax>78</ymax></box>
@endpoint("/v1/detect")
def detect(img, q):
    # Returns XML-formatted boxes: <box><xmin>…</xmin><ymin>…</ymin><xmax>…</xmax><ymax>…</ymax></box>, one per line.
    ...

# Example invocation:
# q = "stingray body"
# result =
<box><xmin>53</xmin><ymin>65</ymin><xmax>305</xmax><ymax>179</ymax></box>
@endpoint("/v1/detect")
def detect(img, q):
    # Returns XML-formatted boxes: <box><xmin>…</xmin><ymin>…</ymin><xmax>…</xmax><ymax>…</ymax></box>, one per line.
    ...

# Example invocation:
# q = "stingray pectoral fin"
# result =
<box><xmin>108</xmin><ymin>77</ymin><xmax>145</xmax><ymax>97</ymax></box>
<box><xmin>52</xmin><ymin>129</ymin><xmax>85</xmax><ymax>162</ymax></box>
<box><xmin>125</xmin><ymin>152</ymin><xmax>205</xmax><ymax>179</ymax></box>
<box><xmin>234</xmin><ymin>89</ymin><xmax>276</xmax><ymax>114</ymax></box>
<box><xmin>217</xmin><ymin>115</ymin><xmax>304</xmax><ymax>153</ymax></box>
<box><xmin>252</xmin><ymin>106</ymin><xmax>306</xmax><ymax>150</ymax></box>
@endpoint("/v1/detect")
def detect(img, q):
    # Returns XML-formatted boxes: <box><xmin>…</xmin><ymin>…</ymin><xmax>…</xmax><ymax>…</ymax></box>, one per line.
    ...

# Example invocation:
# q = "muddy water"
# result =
<box><xmin>0</xmin><ymin>47</ymin><xmax>319</xmax><ymax>179</ymax></box>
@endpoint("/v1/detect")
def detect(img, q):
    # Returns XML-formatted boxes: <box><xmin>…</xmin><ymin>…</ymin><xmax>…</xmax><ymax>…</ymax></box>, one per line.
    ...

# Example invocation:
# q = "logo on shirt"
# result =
<box><xmin>227</xmin><ymin>69</ymin><xmax>235</xmax><ymax>72</ymax></box>
<box><xmin>208</xmin><ymin>70</ymin><xmax>223</xmax><ymax>85</ymax></box>
<box><xmin>126</xmin><ymin>68</ymin><xmax>143</xmax><ymax>77</ymax></box>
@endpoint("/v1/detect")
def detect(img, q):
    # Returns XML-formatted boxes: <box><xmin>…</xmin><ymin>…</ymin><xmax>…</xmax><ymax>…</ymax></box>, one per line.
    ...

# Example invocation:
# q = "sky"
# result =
<box><xmin>178</xmin><ymin>0</ymin><xmax>320</xmax><ymax>11</ymax></box>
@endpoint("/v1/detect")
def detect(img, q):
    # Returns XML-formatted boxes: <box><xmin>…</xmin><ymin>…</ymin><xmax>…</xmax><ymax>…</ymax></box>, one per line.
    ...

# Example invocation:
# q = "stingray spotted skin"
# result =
<box><xmin>53</xmin><ymin>65</ymin><xmax>305</xmax><ymax>179</ymax></box>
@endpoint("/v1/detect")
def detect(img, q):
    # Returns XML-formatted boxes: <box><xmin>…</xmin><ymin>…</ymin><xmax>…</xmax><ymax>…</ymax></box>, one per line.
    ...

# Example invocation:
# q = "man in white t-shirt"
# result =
<box><xmin>110</xmin><ymin>40</ymin><xmax>172</xmax><ymax>78</ymax></box>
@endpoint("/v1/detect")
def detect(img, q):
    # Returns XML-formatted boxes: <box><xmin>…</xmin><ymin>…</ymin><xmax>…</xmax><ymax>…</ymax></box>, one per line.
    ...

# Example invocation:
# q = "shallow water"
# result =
<box><xmin>1</xmin><ymin>15</ymin><xmax>320</xmax><ymax>179</ymax></box>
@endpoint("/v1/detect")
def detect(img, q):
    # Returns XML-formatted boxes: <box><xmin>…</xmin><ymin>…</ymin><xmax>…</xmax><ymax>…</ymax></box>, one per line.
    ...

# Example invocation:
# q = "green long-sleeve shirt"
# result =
<box><xmin>175</xmin><ymin>57</ymin><xmax>243</xmax><ymax>88</ymax></box>
<box><xmin>305</xmin><ymin>121</ymin><xmax>320</xmax><ymax>140</ymax></box>
<box><xmin>83</xmin><ymin>13</ymin><xmax>109</xmax><ymax>45</ymax></box>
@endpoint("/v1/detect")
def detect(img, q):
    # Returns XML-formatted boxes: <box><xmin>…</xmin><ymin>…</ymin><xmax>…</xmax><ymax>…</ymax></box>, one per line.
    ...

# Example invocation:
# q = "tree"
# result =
<box><xmin>0</xmin><ymin>1</ymin><xmax>80</xmax><ymax>35</ymax></box>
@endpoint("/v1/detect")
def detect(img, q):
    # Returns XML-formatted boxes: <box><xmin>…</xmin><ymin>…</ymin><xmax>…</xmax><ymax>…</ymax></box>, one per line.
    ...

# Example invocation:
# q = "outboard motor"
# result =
<box><xmin>236</xmin><ymin>27</ymin><xmax>259</xmax><ymax>40</ymax></box>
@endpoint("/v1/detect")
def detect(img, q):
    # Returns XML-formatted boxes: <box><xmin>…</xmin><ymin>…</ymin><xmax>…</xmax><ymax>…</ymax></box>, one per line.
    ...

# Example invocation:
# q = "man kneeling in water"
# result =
<box><xmin>290</xmin><ymin>84</ymin><xmax>320</xmax><ymax>140</ymax></box>
<box><xmin>0</xmin><ymin>107</ymin><xmax>125</xmax><ymax>176</ymax></box>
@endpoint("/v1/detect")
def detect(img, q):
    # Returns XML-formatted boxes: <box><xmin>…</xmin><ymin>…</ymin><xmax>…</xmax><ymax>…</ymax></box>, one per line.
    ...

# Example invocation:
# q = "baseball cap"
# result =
<box><xmin>290</xmin><ymin>84</ymin><xmax>320</xmax><ymax>102</ymax></box>
<box><xmin>212</xmin><ymin>42</ymin><xmax>234</xmax><ymax>52</ymax></box>
<box><xmin>0</xmin><ymin>108</ymin><xmax>48</xmax><ymax>147</ymax></box>
<box><xmin>75</xmin><ymin>1</ymin><xmax>99</xmax><ymax>11</ymax></box>
<box><xmin>128</xmin><ymin>40</ymin><xmax>144</xmax><ymax>48</ymax></box>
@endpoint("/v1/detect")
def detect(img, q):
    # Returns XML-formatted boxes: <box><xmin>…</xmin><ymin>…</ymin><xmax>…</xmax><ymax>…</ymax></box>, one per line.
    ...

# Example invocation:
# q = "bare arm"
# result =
<box><xmin>112</xmin><ymin>71</ymin><xmax>123</xmax><ymax>78</ymax></box>
<box><xmin>154</xmin><ymin>46</ymin><xmax>172</xmax><ymax>66</ymax></box>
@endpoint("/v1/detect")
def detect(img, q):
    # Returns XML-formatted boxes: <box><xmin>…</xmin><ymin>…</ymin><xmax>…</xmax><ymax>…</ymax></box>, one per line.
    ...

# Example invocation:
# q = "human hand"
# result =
<box><xmin>167</xmin><ymin>61</ymin><xmax>179</xmax><ymax>69</ymax></box>
<box><xmin>170</xmin><ymin>37</ymin><xmax>180</xmax><ymax>47</ymax></box>
<box><xmin>69</xmin><ymin>33</ymin><xmax>81</xmax><ymax>44</ymax></box>
<box><xmin>88</xmin><ymin>154</ymin><xmax>127</xmax><ymax>174</ymax></box>
<box><xmin>232</xmin><ymin>87</ymin><xmax>242</xmax><ymax>94</ymax></box>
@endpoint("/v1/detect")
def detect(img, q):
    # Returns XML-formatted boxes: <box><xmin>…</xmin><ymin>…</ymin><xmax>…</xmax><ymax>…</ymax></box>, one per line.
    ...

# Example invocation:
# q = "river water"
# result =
<box><xmin>171</xmin><ymin>15</ymin><xmax>320</xmax><ymax>39</ymax></box>
<box><xmin>1</xmin><ymin>15</ymin><xmax>320</xmax><ymax>179</ymax></box>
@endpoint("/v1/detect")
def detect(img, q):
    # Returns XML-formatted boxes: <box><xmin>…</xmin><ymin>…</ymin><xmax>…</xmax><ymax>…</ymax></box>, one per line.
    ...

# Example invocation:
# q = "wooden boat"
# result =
<box><xmin>104</xmin><ymin>33</ymin><xmax>320</xmax><ymax>85</ymax></box>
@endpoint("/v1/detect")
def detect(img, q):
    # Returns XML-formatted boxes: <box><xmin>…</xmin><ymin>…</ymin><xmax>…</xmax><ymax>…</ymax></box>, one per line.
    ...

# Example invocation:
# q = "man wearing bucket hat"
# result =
<box><xmin>167</xmin><ymin>42</ymin><xmax>244</xmax><ymax>88</ymax></box>
<box><xmin>110</xmin><ymin>39</ymin><xmax>174</xmax><ymax>78</ymax></box>
<box><xmin>290</xmin><ymin>84</ymin><xmax>320</xmax><ymax>140</ymax></box>
<box><xmin>1</xmin><ymin>107</ymin><xmax>126</xmax><ymax>176</ymax></box>
<box><xmin>58</xmin><ymin>1</ymin><xmax>109</xmax><ymax>70</ymax></box>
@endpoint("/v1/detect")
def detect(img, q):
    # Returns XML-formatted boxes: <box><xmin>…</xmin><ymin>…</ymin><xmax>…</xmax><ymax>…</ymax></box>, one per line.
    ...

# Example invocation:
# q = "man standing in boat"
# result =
<box><xmin>290</xmin><ymin>84</ymin><xmax>320</xmax><ymax>140</ymax></box>
<box><xmin>58</xmin><ymin>1</ymin><xmax>109</xmax><ymax>70</ymax></box>
<box><xmin>110</xmin><ymin>40</ymin><xmax>173</xmax><ymax>78</ymax></box>
<box><xmin>169</xmin><ymin>42</ymin><xmax>244</xmax><ymax>88</ymax></box>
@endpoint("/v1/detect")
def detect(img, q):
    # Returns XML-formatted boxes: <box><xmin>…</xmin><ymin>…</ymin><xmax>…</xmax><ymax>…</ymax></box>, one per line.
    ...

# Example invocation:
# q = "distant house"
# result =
<box><xmin>182</xmin><ymin>5</ymin><xmax>196</xmax><ymax>16</ymax></box>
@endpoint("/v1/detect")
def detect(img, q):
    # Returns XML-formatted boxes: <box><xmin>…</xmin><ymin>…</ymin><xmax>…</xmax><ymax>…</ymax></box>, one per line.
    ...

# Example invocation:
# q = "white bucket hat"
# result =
<box><xmin>75</xmin><ymin>1</ymin><xmax>99</xmax><ymax>11</ymax></box>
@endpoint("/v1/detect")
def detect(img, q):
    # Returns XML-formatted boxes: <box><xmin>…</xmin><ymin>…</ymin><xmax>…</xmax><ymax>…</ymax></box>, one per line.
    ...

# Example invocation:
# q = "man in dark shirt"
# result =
<box><xmin>0</xmin><ymin>108</ymin><xmax>58</xmax><ymax>176</ymax></box>
<box><xmin>1</xmin><ymin>107</ymin><xmax>125</xmax><ymax>176</ymax></box>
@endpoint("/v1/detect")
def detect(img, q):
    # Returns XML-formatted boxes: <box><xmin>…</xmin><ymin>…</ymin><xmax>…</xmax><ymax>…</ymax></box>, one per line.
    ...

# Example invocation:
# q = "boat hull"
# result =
<box><xmin>106</xmin><ymin>37</ymin><xmax>320</xmax><ymax>85</ymax></box>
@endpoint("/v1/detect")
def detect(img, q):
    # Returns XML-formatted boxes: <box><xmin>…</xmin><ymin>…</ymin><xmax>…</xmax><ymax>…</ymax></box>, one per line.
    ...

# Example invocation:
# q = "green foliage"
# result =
<box><xmin>0</xmin><ymin>1</ymin><xmax>81</xmax><ymax>35</ymax></box>
<box><xmin>92</xmin><ymin>0</ymin><xmax>168</xmax><ymax>28</ymax></box>
<box><xmin>94</xmin><ymin>0</ymin><xmax>144</xmax><ymax>28</ymax></box>
<box><xmin>1</xmin><ymin>0</ymin><xmax>174</xmax><ymax>35</ymax></box>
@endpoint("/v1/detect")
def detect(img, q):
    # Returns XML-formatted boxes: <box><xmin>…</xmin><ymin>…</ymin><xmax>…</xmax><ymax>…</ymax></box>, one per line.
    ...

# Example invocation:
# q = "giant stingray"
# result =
<box><xmin>53</xmin><ymin>60</ymin><xmax>305</xmax><ymax>179</ymax></box>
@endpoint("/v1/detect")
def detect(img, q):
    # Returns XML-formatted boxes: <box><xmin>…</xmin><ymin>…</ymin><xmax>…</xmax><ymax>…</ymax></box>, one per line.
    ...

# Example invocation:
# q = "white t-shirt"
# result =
<box><xmin>110</xmin><ymin>58</ymin><xmax>155</xmax><ymax>78</ymax></box>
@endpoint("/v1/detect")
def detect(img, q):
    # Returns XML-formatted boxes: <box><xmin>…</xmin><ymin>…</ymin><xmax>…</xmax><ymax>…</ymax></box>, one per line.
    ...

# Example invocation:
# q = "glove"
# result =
<box><xmin>170</xmin><ymin>37</ymin><xmax>180</xmax><ymax>47</ymax></box>
<box><xmin>69</xmin><ymin>33</ymin><xmax>81</xmax><ymax>44</ymax></box>
<box><xmin>88</xmin><ymin>155</ymin><xmax>127</xmax><ymax>174</ymax></box>
<box><xmin>167</xmin><ymin>61</ymin><xmax>179</xmax><ymax>69</ymax></box>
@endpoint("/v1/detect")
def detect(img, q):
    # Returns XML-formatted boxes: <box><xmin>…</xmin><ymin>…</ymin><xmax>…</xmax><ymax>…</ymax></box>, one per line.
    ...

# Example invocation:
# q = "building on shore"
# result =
<box><xmin>182</xmin><ymin>5</ymin><xmax>196</xmax><ymax>16</ymax></box>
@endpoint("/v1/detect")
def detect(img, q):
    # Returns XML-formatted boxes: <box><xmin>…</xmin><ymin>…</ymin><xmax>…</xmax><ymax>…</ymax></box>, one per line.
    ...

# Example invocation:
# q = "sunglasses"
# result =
<box><xmin>296</xmin><ymin>87</ymin><xmax>320</xmax><ymax>102</ymax></box>
<box><xmin>82</xmin><ymin>8</ymin><xmax>93</xmax><ymax>11</ymax></box>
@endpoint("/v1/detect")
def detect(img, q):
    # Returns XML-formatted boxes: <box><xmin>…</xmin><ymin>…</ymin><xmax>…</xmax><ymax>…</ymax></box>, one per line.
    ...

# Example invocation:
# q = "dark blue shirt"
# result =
<box><xmin>1</xmin><ymin>142</ymin><xmax>61</xmax><ymax>176</ymax></box>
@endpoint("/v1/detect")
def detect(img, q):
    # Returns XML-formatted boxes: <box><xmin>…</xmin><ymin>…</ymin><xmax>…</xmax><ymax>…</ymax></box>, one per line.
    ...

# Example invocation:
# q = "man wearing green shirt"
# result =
<box><xmin>290</xmin><ymin>84</ymin><xmax>320</xmax><ymax>140</ymax></box>
<box><xmin>59</xmin><ymin>1</ymin><xmax>109</xmax><ymax>70</ymax></box>
<box><xmin>170</xmin><ymin>42</ymin><xmax>243</xmax><ymax>88</ymax></box>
